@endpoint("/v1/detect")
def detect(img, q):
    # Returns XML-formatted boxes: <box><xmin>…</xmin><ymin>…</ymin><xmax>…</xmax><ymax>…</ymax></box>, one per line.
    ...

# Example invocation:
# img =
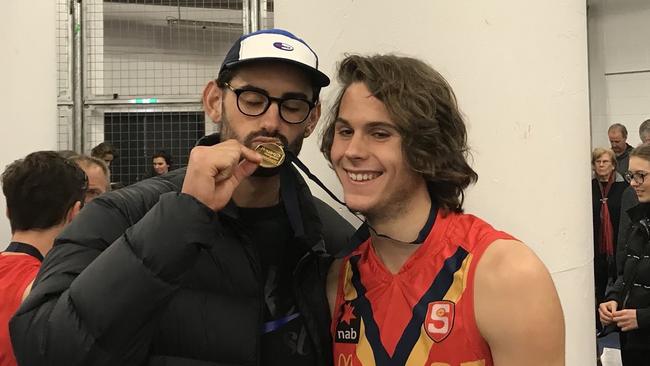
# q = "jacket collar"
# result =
<box><xmin>198</xmin><ymin>133</ymin><xmax>327</xmax><ymax>256</ymax></box>
<box><xmin>627</xmin><ymin>202</ymin><xmax>650</xmax><ymax>222</ymax></box>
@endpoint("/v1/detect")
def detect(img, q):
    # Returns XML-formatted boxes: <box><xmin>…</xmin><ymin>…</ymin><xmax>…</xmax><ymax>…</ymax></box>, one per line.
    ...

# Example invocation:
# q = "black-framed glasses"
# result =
<box><xmin>624</xmin><ymin>171</ymin><xmax>649</xmax><ymax>184</ymax></box>
<box><xmin>224</xmin><ymin>82</ymin><xmax>315</xmax><ymax>124</ymax></box>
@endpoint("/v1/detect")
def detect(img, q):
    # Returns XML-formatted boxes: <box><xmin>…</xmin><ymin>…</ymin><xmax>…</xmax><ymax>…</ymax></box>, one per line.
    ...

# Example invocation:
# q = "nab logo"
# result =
<box><xmin>273</xmin><ymin>42</ymin><xmax>294</xmax><ymax>51</ymax></box>
<box><xmin>424</xmin><ymin>300</ymin><xmax>455</xmax><ymax>343</ymax></box>
<box><xmin>335</xmin><ymin>301</ymin><xmax>360</xmax><ymax>344</ymax></box>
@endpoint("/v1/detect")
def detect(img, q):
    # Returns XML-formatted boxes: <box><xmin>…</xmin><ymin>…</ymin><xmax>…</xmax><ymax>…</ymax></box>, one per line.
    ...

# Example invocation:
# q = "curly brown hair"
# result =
<box><xmin>320</xmin><ymin>54</ymin><xmax>477</xmax><ymax>213</ymax></box>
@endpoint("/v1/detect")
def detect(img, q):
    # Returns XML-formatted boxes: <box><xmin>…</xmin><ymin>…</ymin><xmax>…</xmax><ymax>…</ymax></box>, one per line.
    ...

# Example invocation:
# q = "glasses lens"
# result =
<box><xmin>237</xmin><ymin>91</ymin><xmax>269</xmax><ymax>116</ymax></box>
<box><xmin>626</xmin><ymin>172</ymin><xmax>646</xmax><ymax>184</ymax></box>
<box><xmin>280</xmin><ymin>99</ymin><xmax>311</xmax><ymax>124</ymax></box>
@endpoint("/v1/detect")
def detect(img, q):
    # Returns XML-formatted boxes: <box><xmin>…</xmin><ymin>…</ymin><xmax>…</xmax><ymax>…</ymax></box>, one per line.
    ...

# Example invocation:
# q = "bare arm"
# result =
<box><xmin>475</xmin><ymin>240</ymin><xmax>565</xmax><ymax>366</ymax></box>
<box><xmin>21</xmin><ymin>279</ymin><xmax>34</xmax><ymax>302</ymax></box>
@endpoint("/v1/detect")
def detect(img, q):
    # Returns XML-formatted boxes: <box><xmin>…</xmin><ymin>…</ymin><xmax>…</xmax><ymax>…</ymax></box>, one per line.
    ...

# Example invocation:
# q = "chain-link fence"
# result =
<box><xmin>57</xmin><ymin>0</ymin><xmax>272</xmax><ymax>185</ymax></box>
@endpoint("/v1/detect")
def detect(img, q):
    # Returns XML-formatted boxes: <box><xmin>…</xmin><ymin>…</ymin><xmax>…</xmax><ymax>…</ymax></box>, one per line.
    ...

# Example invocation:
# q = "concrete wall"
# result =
<box><xmin>589</xmin><ymin>0</ymin><xmax>650</xmax><ymax>148</ymax></box>
<box><xmin>0</xmin><ymin>1</ymin><xmax>58</xmax><ymax>249</ymax></box>
<box><xmin>277</xmin><ymin>1</ymin><xmax>593</xmax><ymax>364</ymax></box>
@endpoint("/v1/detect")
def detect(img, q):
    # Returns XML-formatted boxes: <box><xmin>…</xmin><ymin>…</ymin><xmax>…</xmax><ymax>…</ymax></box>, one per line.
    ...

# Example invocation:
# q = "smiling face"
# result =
<box><xmin>330</xmin><ymin>82</ymin><xmax>428</xmax><ymax>222</ymax></box>
<box><xmin>152</xmin><ymin>157</ymin><xmax>170</xmax><ymax>175</ymax></box>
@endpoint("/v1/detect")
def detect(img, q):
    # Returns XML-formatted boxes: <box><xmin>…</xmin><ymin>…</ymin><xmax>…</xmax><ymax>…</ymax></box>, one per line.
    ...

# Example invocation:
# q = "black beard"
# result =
<box><xmin>220</xmin><ymin>107</ymin><xmax>306</xmax><ymax>177</ymax></box>
<box><xmin>252</xmin><ymin>164</ymin><xmax>283</xmax><ymax>177</ymax></box>
<box><xmin>244</xmin><ymin>131</ymin><xmax>294</xmax><ymax>177</ymax></box>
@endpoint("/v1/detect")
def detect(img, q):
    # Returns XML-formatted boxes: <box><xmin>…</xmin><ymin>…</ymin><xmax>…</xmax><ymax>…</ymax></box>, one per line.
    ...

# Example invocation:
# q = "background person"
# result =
<box><xmin>151</xmin><ymin>150</ymin><xmax>172</xmax><ymax>176</ymax></box>
<box><xmin>591</xmin><ymin>147</ymin><xmax>628</xmax><ymax>331</ymax></box>
<box><xmin>0</xmin><ymin>151</ymin><xmax>86</xmax><ymax>366</ymax></box>
<box><xmin>600</xmin><ymin>143</ymin><xmax>650</xmax><ymax>365</ymax></box>
<box><xmin>614</xmin><ymin>119</ymin><xmax>650</xmax><ymax>278</ymax></box>
<box><xmin>609</xmin><ymin>123</ymin><xmax>634</xmax><ymax>175</ymax></box>
<box><xmin>90</xmin><ymin>142</ymin><xmax>117</xmax><ymax>168</ymax></box>
<box><xmin>68</xmin><ymin>155</ymin><xmax>110</xmax><ymax>202</ymax></box>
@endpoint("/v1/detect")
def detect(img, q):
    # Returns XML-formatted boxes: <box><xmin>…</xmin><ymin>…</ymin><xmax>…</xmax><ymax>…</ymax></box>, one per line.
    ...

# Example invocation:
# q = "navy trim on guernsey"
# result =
<box><xmin>348</xmin><ymin>246</ymin><xmax>469</xmax><ymax>365</ymax></box>
<box><xmin>4</xmin><ymin>242</ymin><xmax>43</xmax><ymax>262</ymax></box>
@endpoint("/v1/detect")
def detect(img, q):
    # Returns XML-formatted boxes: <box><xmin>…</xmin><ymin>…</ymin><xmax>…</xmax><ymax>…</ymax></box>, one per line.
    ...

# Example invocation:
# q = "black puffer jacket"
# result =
<box><xmin>9</xmin><ymin>146</ymin><xmax>353</xmax><ymax>366</ymax></box>
<box><xmin>607</xmin><ymin>203</ymin><xmax>650</xmax><ymax>350</ymax></box>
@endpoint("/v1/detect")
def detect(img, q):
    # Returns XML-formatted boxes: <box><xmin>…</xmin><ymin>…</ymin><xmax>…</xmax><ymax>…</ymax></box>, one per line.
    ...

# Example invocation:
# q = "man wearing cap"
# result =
<box><xmin>10</xmin><ymin>29</ymin><xmax>353</xmax><ymax>366</ymax></box>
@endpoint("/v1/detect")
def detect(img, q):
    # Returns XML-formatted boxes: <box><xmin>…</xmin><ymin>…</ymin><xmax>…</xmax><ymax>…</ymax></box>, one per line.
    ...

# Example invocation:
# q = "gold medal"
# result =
<box><xmin>255</xmin><ymin>143</ymin><xmax>285</xmax><ymax>168</ymax></box>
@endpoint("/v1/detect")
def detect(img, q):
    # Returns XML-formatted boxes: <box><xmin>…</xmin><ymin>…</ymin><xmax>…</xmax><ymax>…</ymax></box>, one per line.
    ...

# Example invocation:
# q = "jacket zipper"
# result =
<box><xmin>224</xmin><ymin>216</ymin><xmax>264</xmax><ymax>366</ymax></box>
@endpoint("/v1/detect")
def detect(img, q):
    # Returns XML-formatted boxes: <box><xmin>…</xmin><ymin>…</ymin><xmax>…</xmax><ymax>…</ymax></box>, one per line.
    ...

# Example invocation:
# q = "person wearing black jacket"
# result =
<box><xmin>600</xmin><ymin>143</ymin><xmax>650</xmax><ymax>365</ymax></box>
<box><xmin>613</xmin><ymin>119</ymin><xmax>650</xmax><ymax>290</ymax></box>
<box><xmin>9</xmin><ymin>28</ymin><xmax>353</xmax><ymax>366</ymax></box>
<box><xmin>591</xmin><ymin>148</ymin><xmax>628</xmax><ymax>315</ymax></box>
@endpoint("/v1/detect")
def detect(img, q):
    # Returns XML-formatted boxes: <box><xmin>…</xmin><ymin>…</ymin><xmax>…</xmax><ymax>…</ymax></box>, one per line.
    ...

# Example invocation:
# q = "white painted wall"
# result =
<box><xmin>277</xmin><ymin>0</ymin><xmax>593</xmax><ymax>364</ymax></box>
<box><xmin>0</xmin><ymin>1</ymin><xmax>58</xmax><ymax>249</ymax></box>
<box><xmin>589</xmin><ymin>0</ymin><xmax>650</xmax><ymax>148</ymax></box>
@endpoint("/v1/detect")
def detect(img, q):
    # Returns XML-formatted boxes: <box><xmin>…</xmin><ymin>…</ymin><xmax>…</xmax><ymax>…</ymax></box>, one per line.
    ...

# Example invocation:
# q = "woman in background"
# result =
<box><xmin>592</xmin><ymin>147</ymin><xmax>628</xmax><ymax>326</ymax></box>
<box><xmin>600</xmin><ymin>143</ymin><xmax>650</xmax><ymax>364</ymax></box>
<box><xmin>152</xmin><ymin>150</ymin><xmax>172</xmax><ymax>176</ymax></box>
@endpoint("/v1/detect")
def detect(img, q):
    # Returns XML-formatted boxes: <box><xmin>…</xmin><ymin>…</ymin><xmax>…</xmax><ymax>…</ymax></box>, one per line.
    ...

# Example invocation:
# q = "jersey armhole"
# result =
<box><xmin>464</xmin><ymin>231</ymin><xmax>515</xmax><ymax>353</ymax></box>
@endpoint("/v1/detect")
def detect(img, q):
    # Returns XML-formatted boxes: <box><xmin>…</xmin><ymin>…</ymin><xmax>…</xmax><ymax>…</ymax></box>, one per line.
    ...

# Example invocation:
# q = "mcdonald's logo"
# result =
<box><xmin>338</xmin><ymin>353</ymin><xmax>353</xmax><ymax>366</ymax></box>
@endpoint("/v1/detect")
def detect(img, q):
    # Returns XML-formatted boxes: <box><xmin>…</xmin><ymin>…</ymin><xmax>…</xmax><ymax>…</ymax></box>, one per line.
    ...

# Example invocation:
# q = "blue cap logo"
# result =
<box><xmin>273</xmin><ymin>42</ymin><xmax>294</xmax><ymax>51</ymax></box>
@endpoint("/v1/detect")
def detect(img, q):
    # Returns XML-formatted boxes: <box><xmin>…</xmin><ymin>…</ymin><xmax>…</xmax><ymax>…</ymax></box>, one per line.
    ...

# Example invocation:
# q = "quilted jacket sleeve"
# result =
<box><xmin>9</xmin><ymin>172</ymin><xmax>219</xmax><ymax>366</ymax></box>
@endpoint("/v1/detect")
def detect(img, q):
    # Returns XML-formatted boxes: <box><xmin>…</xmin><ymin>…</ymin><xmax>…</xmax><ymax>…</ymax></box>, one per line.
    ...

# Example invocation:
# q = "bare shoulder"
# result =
<box><xmin>327</xmin><ymin>258</ymin><xmax>344</xmax><ymax>316</ymax></box>
<box><xmin>476</xmin><ymin>239</ymin><xmax>550</xmax><ymax>286</ymax></box>
<box><xmin>474</xmin><ymin>239</ymin><xmax>565</xmax><ymax>366</ymax></box>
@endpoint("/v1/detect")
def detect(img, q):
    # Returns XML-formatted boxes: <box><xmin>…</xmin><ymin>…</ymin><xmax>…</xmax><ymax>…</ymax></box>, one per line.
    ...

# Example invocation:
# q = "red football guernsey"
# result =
<box><xmin>332</xmin><ymin>212</ymin><xmax>515</xmax><ymax>366</ymax></box>
<box><xmin>0</xmin><ymin>254</ymin><xmax>40</xmax><ymax>366</ymax></box>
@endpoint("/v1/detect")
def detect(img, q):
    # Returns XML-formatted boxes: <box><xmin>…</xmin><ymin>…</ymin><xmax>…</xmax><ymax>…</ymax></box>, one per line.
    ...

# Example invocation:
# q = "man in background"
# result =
<box><xmin>609</xmin><ymin>123</ymin><xmax>634</xmax><ymax>175</ymax></box>
<box><xmin>0</xmin><ymin>151</ymin><xmax>86</xmax><ymax>366</ymax></box>
<box><xmin>68</xmin><ymin>155</ymin><xmax>110</xmax><ymax>202</ymax></box>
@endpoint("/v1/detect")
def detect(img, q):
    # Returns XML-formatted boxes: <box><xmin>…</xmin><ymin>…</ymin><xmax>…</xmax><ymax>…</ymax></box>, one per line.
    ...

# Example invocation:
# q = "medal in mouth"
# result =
<box><xmin>255</xmin><ymin>142</ymin><xmax>285</xmax><ymax>168</ymax></box>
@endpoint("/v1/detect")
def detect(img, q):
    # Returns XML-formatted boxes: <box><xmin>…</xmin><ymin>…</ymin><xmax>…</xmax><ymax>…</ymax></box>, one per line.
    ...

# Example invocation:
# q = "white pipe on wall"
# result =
<box><xmin>277</xmin><ymin>1</ymin><xmax>594</xmax><ymax>364</ymax></box>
